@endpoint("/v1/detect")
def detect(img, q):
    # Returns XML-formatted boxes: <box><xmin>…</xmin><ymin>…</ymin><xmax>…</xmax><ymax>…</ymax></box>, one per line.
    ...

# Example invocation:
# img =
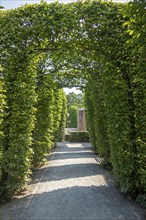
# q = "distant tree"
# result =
<box><xmin>66</xmin><ymin>92</ymin><xmax>84</xmax><ymax>128</ymax></box>
<box><xmin>67</xmin><ymin>105</ymin><xmax>78</xmax><ymax>128</ymax></box>
<box><xmin>66</xmin><ymin>92</ymin><xmax>84</xmax><ymax>109</ymax></box>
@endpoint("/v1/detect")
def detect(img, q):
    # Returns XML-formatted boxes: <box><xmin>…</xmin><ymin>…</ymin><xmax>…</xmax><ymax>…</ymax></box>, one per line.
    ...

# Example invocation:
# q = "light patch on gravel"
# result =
<box><xmin>48</xmin><ymin>159</ymin><xmax>98</xmax><ymax>166</ymax></box>
<box><xmin>55</xmin><ymin>150</ymin><xmax>92</xmax><ymax>154</ymax></box>
<box><xmin>31</xmin><ymin>175</ymin><xmax>107</xmax><ymax>194</ymax></box>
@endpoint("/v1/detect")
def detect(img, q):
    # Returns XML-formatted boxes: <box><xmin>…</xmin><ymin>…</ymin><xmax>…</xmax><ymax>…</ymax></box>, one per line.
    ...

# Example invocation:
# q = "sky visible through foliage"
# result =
<box><xmin>1</xmin><ymin>0</ymin><xmax>129</xmax><ymax>10</ymax></box>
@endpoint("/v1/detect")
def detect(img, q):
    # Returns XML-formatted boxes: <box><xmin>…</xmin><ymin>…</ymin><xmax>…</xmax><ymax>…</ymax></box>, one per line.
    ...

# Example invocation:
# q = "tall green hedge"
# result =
<box><xmin>84</xmin><ymin>1</ymin><xmax>146</xmax><ymax>206</ymax></box>
<box><xmin>123</xmin><ymin>1</ymin><xmax>146</xmax><ymax>205</ymax></box>
<box><xmin>101</xmin><ymin>64</ymin><xmax>138</xmax><ymax>193</ymax></box>
<box><xmin>85</xmin><ymin>77</ymin><xmax>110</xmax><ymax>165</ymax></box>
<box><xmin>0</xmin><ymin>57</ymin><xmax>37</xmax><ymax>199</ymax></box>
<box><xmin>32</xmin><ymin>72</ymin><xmax>54</xmax><ymax>166</ymax></box>
<box><xmin>69</xmin><ymin>131</ymin><xmax>89</xmax><ymax>142</ymax></box>
<box><xmin>84</xmin><ymin>87</ymin><xmax>96</xmax><ymax>149</ymax></box>
<box><xmin>57</xmin><ymin>89</ymin><xmax>67</xmax><ymax>142</ymax></box>
<box><xmin>67</xmin><ymin>105</ymin><xmax>78</xmax><ymax>128</ymax></box>
<box><xmin>53</xmin><ymin>88</ymin><xmax>67</xmax><ymax>142</ymax></box>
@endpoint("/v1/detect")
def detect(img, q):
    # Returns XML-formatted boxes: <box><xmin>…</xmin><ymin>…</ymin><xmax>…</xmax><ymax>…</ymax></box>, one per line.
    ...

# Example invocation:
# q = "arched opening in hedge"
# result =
<box><xmin>0</xmin><ymin>1</ymin><xmax>145</xmax><ymax>206</ymax></box>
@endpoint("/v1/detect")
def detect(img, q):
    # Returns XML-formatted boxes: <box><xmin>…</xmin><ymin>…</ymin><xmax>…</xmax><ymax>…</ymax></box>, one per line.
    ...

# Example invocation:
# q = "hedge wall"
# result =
<box><xmin>85</xmin><ymin>77</ymin><xmax>110</xmax><ymax>166</ymax></box>
<box><xmin>53</xmin><ymin>88</ymin><xmax>67</xmax><ymax>142</ymax></box>
<box><xmin>1</xmin><ymin>56</ymin><xmax>38</xmax><ymax>199</ymax></box>
<box><xmin>123</xmin><ymin>1</ymin><xmax>146</xmax><ymax>205</ymax></box>
<box><xmin>0</xmin><ymin>54</ymin><xmax>67</xmax><ymax>200</ymax></box>
<box><xmin>84</xmin><ymin>1</ymin><xmax>146</xmax><ymax>206</ymax></box>
<box><xmin>57</xmin><ymin>89</ymin><xmax>67</xmax><ymax>142</ymax></box>
<box><xmin>67</xmin><ymin>105</ymin><xmax>78</xmax><ymax>128</ymax></box>
<box><xmin>84</xmin><ymin>88</ymin><xmax>96</xmax><ymax>149</ymax></box>
<box><xmin>69</xmin><ymin>131</ymin><xmax>89</xmax><ymax>143</ymax></box>
<box><xmin>32</xmin><ymin>72</ymin><xmax>55</xmax><ymax>166</ymax></box>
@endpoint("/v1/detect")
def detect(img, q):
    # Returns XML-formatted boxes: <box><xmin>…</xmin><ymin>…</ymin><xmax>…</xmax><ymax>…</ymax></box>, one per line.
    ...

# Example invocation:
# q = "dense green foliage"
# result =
<box><xmin>0</xmin><ymin>0</ymin><xmax>145</xmax><ymax>207</ymax></box>
<box><xmin>53</xmin><ymin>88</ymin><xmax>67</xmax><ymax>142</ymax></box>
<box><xmin>66</xmin><ymin>92</ymin><xmax>84</xmax><ymax>128</ymax></box>
<box><xmin>67</xmin><ymin>105</ymin><xmax>78</xmax><ymax>128</ymax></box>
<box><xmin>122</xmin><ymin>0</ymin><xmax>146</xmax><ymax>205</ymax></box>
<box><xmin>32</xmin><ymin>71</ymin><xmax>54</xmax><ymax>166</ymax></box>
<box><xmin>69</xmin><ymin>131</ymin><xmax>89</xmax><ymax>142</ymax></box>
<box><xmin>66</xmin><ymin>92</ymin><xmax>84</xmax><ymax>109</ymax></box>
<box><xmin>32</xmin><ymin>58</ymin><xmax>67</xmax><ymax>166</ymax></box>
<box><xmin>58</xmin><ymin>90</ymin><xmax>67</xmax><ymax>142</ymax></box>
<box><xmin>83</xmin><ymin>0</ymin><xmax>146</xmax><ymax>206</ymax></box>
<box><xmin>1</xmin><ymin>57</ymin><xmax>38</xmax><ymax>199</ymax></box>
<box><xmin>85</xmin><ymin>78</ymin><xmax>110</xmax><ymax>166</ymax></box>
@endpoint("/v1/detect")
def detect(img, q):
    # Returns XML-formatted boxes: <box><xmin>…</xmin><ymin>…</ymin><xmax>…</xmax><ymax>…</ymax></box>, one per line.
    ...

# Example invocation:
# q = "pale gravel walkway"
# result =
<box><xmin>0</xmin><ymin>142</ymin><xmax>145</xmax><ymax>220</ymax></box>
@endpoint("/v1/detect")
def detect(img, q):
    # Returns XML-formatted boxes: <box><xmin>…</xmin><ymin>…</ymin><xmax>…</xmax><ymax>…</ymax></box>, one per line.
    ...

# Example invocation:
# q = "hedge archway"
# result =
<box><xmin>0</xmin><ymin>0</ymin><xmax>145</xmax><ymax>206</ymax></box>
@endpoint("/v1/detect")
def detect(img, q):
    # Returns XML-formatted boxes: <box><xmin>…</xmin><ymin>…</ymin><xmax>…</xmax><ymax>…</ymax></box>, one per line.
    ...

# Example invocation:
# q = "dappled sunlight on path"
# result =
<box><xmin>30</xmin><ymin>175</ymin><xmax>108</xmax><ymax>194</ymax></box>
<box><xmin>0</xmin><ymin>142</ymin><xmax>145</xmax><ymax>220</ymax></box>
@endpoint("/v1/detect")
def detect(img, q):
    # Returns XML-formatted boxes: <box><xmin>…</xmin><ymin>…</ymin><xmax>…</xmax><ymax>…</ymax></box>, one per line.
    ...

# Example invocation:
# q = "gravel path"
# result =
<box><xmin>0</xmin><ymin>142</ymin><xmax>145</xmax><ymax>220</ymax></box>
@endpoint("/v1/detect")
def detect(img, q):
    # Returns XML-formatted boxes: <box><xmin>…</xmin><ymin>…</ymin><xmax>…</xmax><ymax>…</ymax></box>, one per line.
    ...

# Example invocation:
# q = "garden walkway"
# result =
<box><xmin>0</xmin><ymin>142</ymin><xmax>145</xmax><ymax>220</ymax></box>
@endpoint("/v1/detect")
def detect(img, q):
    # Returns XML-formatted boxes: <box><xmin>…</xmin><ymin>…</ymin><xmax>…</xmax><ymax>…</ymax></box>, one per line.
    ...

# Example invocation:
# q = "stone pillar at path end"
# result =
<box><xmin>78</xmin><ymin>109</ymin><xmax>87</xmax><ymax>131</ymax></box>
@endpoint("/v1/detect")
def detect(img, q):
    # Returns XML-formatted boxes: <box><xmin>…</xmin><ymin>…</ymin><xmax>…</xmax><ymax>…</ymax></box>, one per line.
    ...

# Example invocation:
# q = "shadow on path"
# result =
<box><xmin>32</xmin><ymin>163</ymin><xmax>111</xmax><ymax>183</ymax></box>
<box><xmin>0</xmin><ymin>142</ymin><xmax>145</xmax><ymax>220</ymax></box>
<box><xmin>0</xmin><ymin>185</ymin><xmax>145</xmax><ymax>220</ymax></box>
<box><xmin>50</xmin><ymin>152</ymin><xmax>95</xmax><ymax>160</ymax></box>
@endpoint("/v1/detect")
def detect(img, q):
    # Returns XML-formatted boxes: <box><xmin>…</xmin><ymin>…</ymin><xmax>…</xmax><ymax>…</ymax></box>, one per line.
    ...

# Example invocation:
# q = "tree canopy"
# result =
<box><xmin>66</xmin><ymin>92</ymin><xmax>84</xmax><ymax>108</ymax></box>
